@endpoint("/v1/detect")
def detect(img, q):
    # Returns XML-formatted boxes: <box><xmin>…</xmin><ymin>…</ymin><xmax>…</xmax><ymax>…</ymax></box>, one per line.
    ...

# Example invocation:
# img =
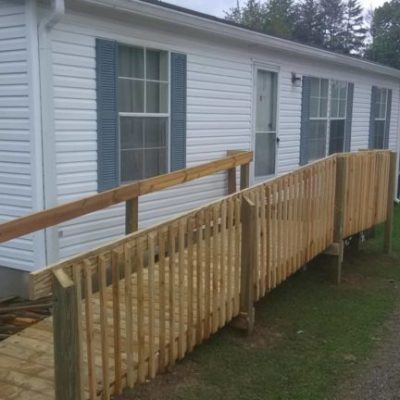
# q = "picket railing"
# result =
<box><xmin>35</xmin><ymin>150</ymin><xmax>396</xmax><ymax>400</ymax></box>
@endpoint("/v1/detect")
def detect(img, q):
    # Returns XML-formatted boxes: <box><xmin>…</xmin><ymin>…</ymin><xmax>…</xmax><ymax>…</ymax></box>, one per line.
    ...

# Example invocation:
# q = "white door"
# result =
<box><xmin>254</xmin><ymin>68</ymin><xmax>278</xmax><ymax>179</ymax></box>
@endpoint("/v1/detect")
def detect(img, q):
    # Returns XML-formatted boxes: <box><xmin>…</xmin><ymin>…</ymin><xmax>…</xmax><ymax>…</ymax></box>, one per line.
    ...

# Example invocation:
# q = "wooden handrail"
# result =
<box><xmin>0</xmin><ymin>151</ymin><xmax>253</xmax><ymax>243</ymax></box>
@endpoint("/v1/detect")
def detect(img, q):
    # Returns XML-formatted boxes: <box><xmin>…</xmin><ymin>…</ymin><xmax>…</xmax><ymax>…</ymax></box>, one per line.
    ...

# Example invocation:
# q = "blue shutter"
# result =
<box><xmin>170</xmin><ymin>53</ymin><xmax>187</xmax><ymax>171</ymax></box>
<box><xmin>299</xmin><ymin>76</ymin><xmax>311</xmax><ymax>165</ymax></box>
<box><xmin>368</xmin><ymin>86</ymin><xmax>378</xmax><ymax>149</ymax></box>
<box><xmin>96</xmin><ymin>38</ymin><xmax>119</xmax><ymax>192</ymax></box>
<box><xmin>344</xmin><ymin>82</ymin><xmax>354</xmax><ymax>152</ymax></box>
<box><xmin>384</xmin><ymin>89</ymin><xmax>392</xmax><ymax>149</ymax></box>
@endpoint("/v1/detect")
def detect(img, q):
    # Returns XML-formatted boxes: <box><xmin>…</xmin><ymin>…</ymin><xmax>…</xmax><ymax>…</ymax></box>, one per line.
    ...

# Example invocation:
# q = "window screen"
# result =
<box><xmin>118</xmin><ymin>45</ymin><xmax>169</xmax><ymax>182</ymax></box>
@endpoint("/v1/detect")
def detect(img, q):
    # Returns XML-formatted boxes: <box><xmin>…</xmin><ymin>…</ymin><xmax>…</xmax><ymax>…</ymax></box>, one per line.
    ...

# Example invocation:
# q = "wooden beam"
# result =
<box><xmin>227</xmin><ymin>150</ymin><xmax>242</xmax><ymax>194</ymax></box>
<box><xmin>0</xmin><ymin>151</ymin><xmax>253</xmax><ymax>243</ymax></box>
<box><xmin>125</xmin><ymin>197</ymin><xmax>139</xmax><ymax>234</ymax></box>
<box><xmin>384</xmin><ymin>151</ymin><xmax>397</xmax><ymax>254</ymax></box>
<box><xmin>52</xmin><ymin>269</ymin><xmax>83</xmax><ymax>400</ymax></box>
<box><xmin>333</xmin><ymin>156</ymin><xmax>347</xmax><ymax>284</ymax></box>
<box><xmin>240</xmin><ymin>163</ymin><xmax>250</xmax><ymax>190</ymax></box>
<box><xmin>238</xmin><ymin>195</ymin><xmax>256</xmax><ymax>333</ymax></box>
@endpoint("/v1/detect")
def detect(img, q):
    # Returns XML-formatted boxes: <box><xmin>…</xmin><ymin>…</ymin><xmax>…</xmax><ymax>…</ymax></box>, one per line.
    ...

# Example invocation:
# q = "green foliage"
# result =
<box><xmin>225</xmin><ymin>0</ymin><xmax>367</xmax><ymax>55</ymax></box>
<box><xmin>366</xmin><ymin>0</ymin><xmax>400</xmax><ymax>69</ymax></box>
<box><xmin>293</xmin><ymin>0</ymin><xmax>324</xmax><ymax>46</ymax></box>
<box><xmin>264</xmin><ymin>0</ymin><xmax>297</xmax><ymax>39</ymax></box>
<box><xmin>320</xmin><ymin>0</ymin><xmax>346</xmax><ymax>50</ymax></box>
<box><xmin>342</xmin><ymin>0</ymin><xmax>367</xmax><ymax>54</ymax></box>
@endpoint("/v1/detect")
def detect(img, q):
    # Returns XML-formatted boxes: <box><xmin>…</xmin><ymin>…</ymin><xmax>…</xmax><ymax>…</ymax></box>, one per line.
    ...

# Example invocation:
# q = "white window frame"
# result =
<box><xmin>308</xmin><ymin>77</ymin><xmax>348</xmax><ymax>160</ymax></box>
<box><xmin>117</xmin><ymin>45</ymin><xmax>171</xmax><ymax>183</ymax></box>
<box><xmin>374</xmin><ymin>87</ymin><xmax>388</xmax><ymax>123</ymax></box>
<box><xmin>252</xmin><ymin>63</ymin><xmax>280</xmax><ymax>182</ymax></box>
<box><xmin>371</xmin><ymin>87</ymin><xmax>389</xmax><ymax>149</ymax></box>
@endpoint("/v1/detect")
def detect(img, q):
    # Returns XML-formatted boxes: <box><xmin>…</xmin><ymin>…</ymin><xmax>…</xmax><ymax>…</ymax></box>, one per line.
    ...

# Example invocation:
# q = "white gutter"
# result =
<box><xmin>41</xmin><ymin>0</ymin><xmax>65</xmax><ymax>30</ymax></box>
<box><xmin>37</xmin><ymin>0</ymin><xmax>65</xmax><ymax>264</ymax></box>
<box><xmin>81</xmin><ymin>0</ymin><xmax>400</xmax><ymax>80</ymax></box>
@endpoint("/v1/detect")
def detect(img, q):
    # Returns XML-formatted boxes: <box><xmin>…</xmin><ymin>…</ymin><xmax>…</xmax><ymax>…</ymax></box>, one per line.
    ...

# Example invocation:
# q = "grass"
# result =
<box><xmin>123</xmin><ymin>206</ymin><xmax>400</xmax><ymax>400</ymax></box>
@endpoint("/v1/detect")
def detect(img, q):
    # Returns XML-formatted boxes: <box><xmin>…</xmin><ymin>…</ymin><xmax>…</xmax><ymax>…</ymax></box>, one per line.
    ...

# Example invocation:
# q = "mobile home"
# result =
<box><xmin>0</xmin><ymin>0</ymin><xmax>399</xmax><ymax>295</ymax></box>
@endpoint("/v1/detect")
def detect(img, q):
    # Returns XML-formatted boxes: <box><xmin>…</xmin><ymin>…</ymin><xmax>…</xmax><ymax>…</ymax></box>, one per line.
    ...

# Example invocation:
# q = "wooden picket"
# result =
<box><xmin>0</xmin><ymin>150</ymin><xmax>395</xmax><ymax>400</ymax></box>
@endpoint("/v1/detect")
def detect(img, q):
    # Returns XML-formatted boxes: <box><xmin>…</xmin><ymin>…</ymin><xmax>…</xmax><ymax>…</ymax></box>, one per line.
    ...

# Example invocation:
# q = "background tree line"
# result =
<box><xmin>225</xmin><ymin>0</ymin><xmax>400</xmax><ymax>69</ymax></box>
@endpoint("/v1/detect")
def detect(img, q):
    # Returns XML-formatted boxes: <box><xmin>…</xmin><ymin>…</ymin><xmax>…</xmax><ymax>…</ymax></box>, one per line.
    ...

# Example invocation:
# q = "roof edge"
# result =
<box><xmin>79</xmin><ymin>0</ymin><xmax>400</xmax><ymax>80</ymax></box>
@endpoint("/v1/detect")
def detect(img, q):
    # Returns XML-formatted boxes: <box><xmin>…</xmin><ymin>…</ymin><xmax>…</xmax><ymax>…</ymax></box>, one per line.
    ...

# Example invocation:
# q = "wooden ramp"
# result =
<box><xmin>0</xmin><ymin>151</ymin><xmax>393</xmax><ymax>400</ymax></box>
<box><xmin>0</xmin><ymin>228</ymin><xmax>244</xmax><ymax>400</ymax></box>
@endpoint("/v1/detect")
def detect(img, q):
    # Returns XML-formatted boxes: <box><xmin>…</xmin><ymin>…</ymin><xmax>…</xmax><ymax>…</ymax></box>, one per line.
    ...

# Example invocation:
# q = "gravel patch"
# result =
<box><xmin>339</xmin><ymin>307</ymin><xmax>400</xmax><ymax>400</ymax></box>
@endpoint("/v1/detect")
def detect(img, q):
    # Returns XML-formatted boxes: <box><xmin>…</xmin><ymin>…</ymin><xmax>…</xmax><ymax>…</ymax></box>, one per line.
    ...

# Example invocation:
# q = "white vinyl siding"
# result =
<box><xmin>43</xmin><ymin>10</ymin><xmax>399</xmax><ymax>262</ymax></box>
<box><xmin>50</xmin><ymin>21</ymin><xmax>253</xmax><ymax>260</ymax></box>
<box><xmin>0</xmin><ymin>0</ymin><xmax>37</xmax><ymax>271</ymax></box>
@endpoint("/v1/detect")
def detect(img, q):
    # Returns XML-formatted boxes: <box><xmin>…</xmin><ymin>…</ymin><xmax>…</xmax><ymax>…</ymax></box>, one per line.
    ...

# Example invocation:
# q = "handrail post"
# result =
<box><xmin>125</xmin><ymin>197</ymin><xmax>139</xmax><ymax>234</ymax></box>
<box><xmin>384</xmin><ymin>151</ymin><xmax>397</xmax><ymax>254</ymax></box>
<box><xmin>240</xmin><ymin>163</ymin><xmax>250</xmax><ymax>190</ymax></box>
<box><xmin>52</xmin><ymin>269</ymin><xmax>83</xmax><ymax>400</ymax></box>
<box><xmin>333</xmin><ymin>155</ymin><xmax>347</xmax><ymax>284</ymax></box>
<box><xmin>226</xmin><ymin>150</ymin><xmax>237</xmax><ymax>194</ymax></box>
<box><xmin>239</xmin><ymin>195</ymin><xmax>256</xmax><ymax>333</ymax></box>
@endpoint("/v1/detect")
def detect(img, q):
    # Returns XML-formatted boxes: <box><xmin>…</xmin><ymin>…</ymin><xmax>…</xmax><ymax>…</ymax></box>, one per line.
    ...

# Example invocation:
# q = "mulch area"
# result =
<box><xmin>0</xmin><ymin>296</ymin><xmax>52</xmax><ymax>341</ymax></box>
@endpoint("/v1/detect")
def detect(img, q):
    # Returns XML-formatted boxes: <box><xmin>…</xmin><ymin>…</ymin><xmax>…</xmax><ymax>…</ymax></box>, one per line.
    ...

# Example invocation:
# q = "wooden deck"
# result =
<box><xmin>0</xmin><ymin>236</ymin><xmax>241</xmax><ymax>400</ymax></box>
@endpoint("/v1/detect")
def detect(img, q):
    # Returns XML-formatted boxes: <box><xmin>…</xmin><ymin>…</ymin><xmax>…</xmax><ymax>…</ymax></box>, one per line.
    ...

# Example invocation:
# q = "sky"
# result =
<box><xmin>164</xmin><ymin>0</ymin><xmax>387</xmax><ymax>18</ymax></box>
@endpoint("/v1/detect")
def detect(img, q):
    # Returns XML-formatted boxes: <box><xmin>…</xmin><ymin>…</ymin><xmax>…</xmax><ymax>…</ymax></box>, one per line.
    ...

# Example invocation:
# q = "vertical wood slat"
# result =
<box><xmin>227</xmin><ymin>199</ymin><xmax>234</xmax><ymax>320</ymax></box>
<box><xmin>204</xmin><ymin>209</ymin><xmax>211</xmax><ymax>338</ymax></box>
<box><xmin>53</xmin><ymin>268</ymin><xmax>84</xmax><ymax>400</ymax></box>
<box><xmin>178</xmin><ymin>220</ymin><xmax>186</xmax><ymax>359</ymax></box>
<box><xmin>212</xmin><ymin>205</ymin><xmax>220</xmax><ymax>333</ymax></box>
<box><xmin>277</xmin><ymin>178</ymin><xmax>283</xmax><ymax>284</ymax></box>
<box><xmin>98</xmin><ymin>255</ymin><xmax>110</xmax><ymax>400</ymax></box>
<box><xmin>265</xmin><ymin>185</ymin><xmax>272</xmax><ymax>291</ymax></box>
<box><xmin>292</xmin><ymin>172</ymin><xmax>299</xmax><ymax>272</ymax></box>
<box><xmin>124</xmin><ymin>244</ymin><xmax>135</xmax><ymax>388</ymax></box>
<box><xmin>234</xmin><ymin>198</ymin><xmax>241</xmax><ymax>315</ymax></box>
<box><xmin>288</xmin><ymin>174</ymin><xmax>295</xmax><ymax>275</ymax></box>
<box><xmin>187</xmin><ymin>217</ymin><xmax>195</xmax><ymax>352</ymax></box>
<box><xmin>272</xmin><ymin>182</ymin><xmax>278</xmax><ymax>289</ymax></box>
<box><xmin>253</xmin><ymin>191</ymin><xmax>261</xmax><ymax>300</ymax></box>
<box><xmin>196</xmin><ymin>211</ymin><xmax>204</xmax><ymax>344</ymax></box>
<box><xmin>83</xmin><ymin>261</ymin><xmax>97</xmax><ymax>400</ymax></box>
<box><xmin>158</xmin><ymin>229</ymin><xmax>167</xmax><ymax>372</ymax></box>
<box><xmin>260</xmin><ymin>188</ymin><xmax>267</xmax><ymax>296</ymax></box>
<box><xmin>168</xmin><ymin>225</ymin><xmax>177</xmax><ymax>365</ymax></box>
<box><xmin>72</xmin><ymin>264</ymin><xmax>85</xmax><ymax>400</ymax></box>
<box><xmin>111</xmin><ymin>250</ymin><xmax>122</xmax><ymax>395</ymax></box>
<box><xmin>384</xmin><ymin>151</ymin><xmax>397</xmax><ymax>254</ymax></box>
<box><xmin>148</xmin><ymin>234</ymin><xmax>156</xmax><ymax>378</ymax></box>
<box><xmin>220</xmin><ymin>201</ymin><xmax>227</xmax><ymax>327</ymax></box>
<box><xmin>137</xmin><ymin>238</ymin><xmax>146</xmax><ymax>382</ymax></box>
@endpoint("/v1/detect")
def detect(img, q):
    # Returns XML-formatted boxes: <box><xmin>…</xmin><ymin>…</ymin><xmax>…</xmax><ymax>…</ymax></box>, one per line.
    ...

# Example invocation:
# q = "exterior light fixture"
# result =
<box><xmin>291</xmin><ymin>72</ymin><xmax>302</xmax><ymax>87</ymax></box>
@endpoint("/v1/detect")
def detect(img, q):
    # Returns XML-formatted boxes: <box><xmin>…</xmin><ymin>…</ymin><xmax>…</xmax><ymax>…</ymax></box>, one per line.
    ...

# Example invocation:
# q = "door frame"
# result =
<box><xmin>251</xmin><ymin>62</ymin><xmax>281</xmax><ymax>184</ymax></box>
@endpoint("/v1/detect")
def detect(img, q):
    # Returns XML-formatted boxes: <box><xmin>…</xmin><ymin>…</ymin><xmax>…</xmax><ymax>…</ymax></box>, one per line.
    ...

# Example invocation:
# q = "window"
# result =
<box><xmin>254</xmin><ymin>69</ymin><xmax>278</xmax><ymax>177</ymax></box>
<box><xmin>118</xmin><ymin>45</ymin><xmax>169</xmax><ymax>182</ymax></box>
<box><xmin>307</xmin><ymin>78</ymin><xmax>348</xmax><ymax>162</ymax></box>
<box><xmin>371</xmin><ymin>88</ymin><xmax>388</xmax><ymax>149</ymax></box>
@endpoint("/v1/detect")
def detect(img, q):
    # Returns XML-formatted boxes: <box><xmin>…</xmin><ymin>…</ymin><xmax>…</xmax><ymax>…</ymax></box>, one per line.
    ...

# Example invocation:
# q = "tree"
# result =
<box><xmin>320</xmin><ymin>0</ymin><xmax>346</xmax><ymax>51</ymax></box>
<box><xmin>293</xmin><ymin>0</ymin><xmax>325</xmax><ymax>46</ymax></box>
<box><xmin>263</xmin><ymin>0</ymin><xmax>296</xmax><ymax>39</ymax></box>
<box><xmin>225</xmin><ymin>0</ymin><xmax>297</xmax><ymax>39</ymax></box>
<box><xmin>342</xmin><ymin>0</ymin><xmax>367</xmax><ymax>54</ymax></box>
<box><xmin>225</xmin><ymin>0</ymin><xmax>266</xmax><ymax>32</ymax></box>
<box><xmin>224</xmin><ymin>0</ymin><xmax>370</xmax><ymax>55</ymax></box>
<box><xmin>366</xmin><ymin>0</ymin><xmax>400</xmax><ymax>68</ymax></box>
